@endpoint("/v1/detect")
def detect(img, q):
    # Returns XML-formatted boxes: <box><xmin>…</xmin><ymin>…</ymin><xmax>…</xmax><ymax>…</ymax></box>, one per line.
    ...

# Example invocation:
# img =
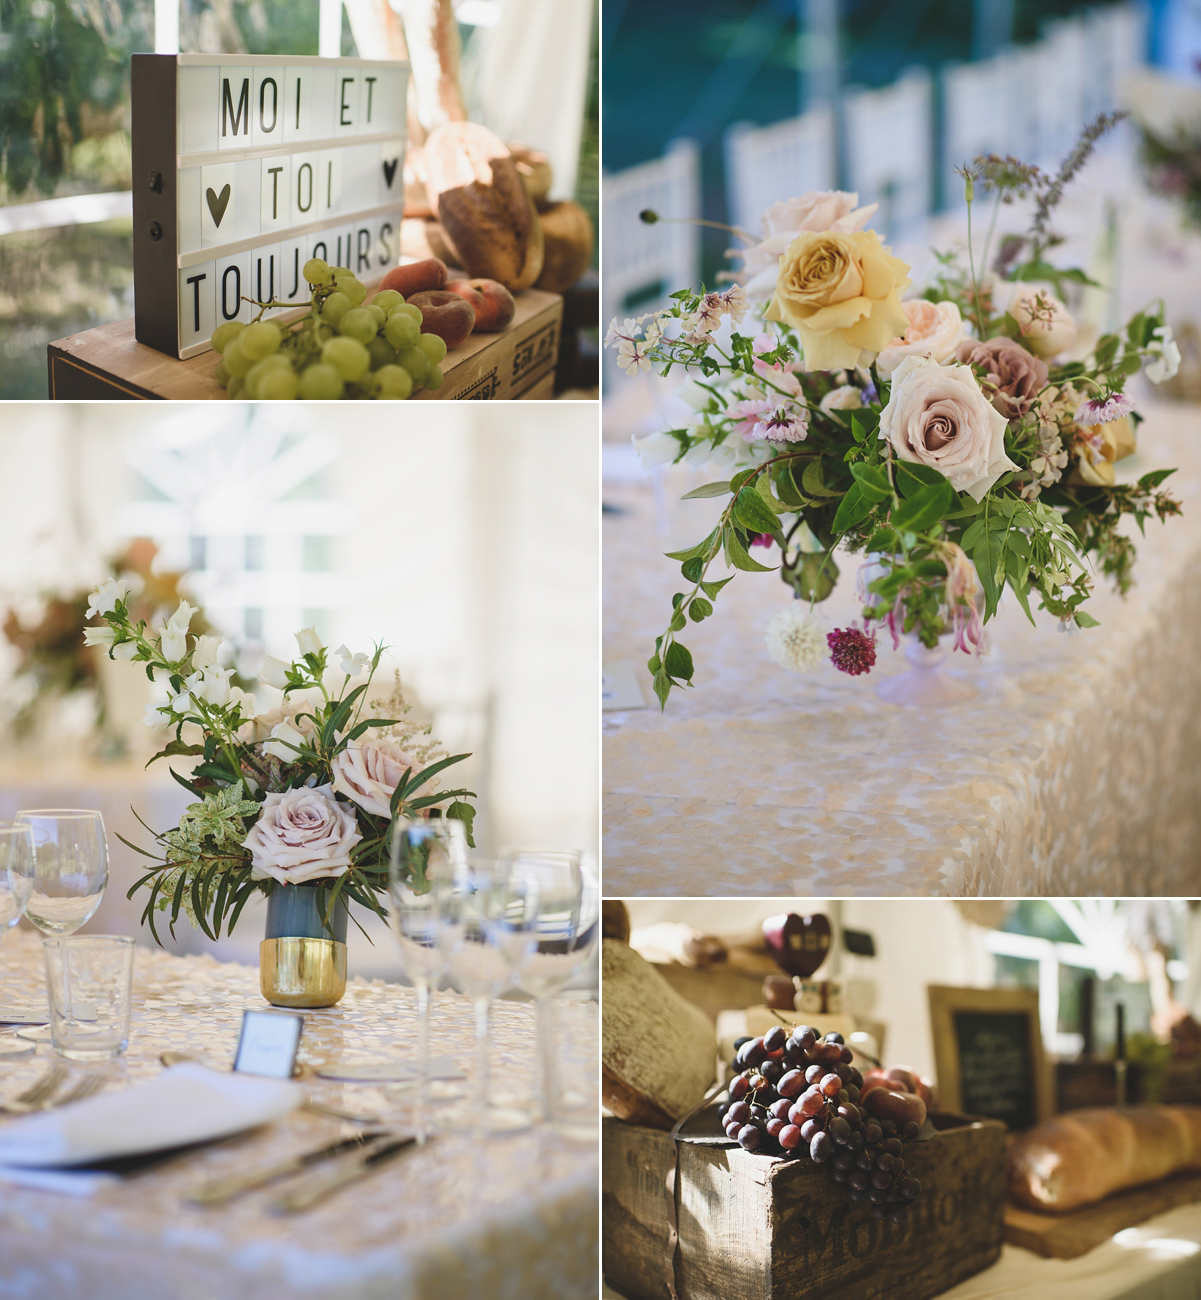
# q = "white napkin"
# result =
<box><xmin>0</xmin><ymin>1062</ymin><xmax>300</xmax><ymax>1196</ymax></box>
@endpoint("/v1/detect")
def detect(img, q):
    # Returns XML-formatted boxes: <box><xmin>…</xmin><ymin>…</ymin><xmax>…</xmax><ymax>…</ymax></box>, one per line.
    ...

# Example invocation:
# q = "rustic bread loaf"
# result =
<box><xmin>602</xmin><ymin>939</ymin><xmax>716</xmax><ymax>1131</ymax></box>
<box><xmin>509</xmin><ymin>145</ymin><xmax>553</xmax><ymax>206</ymax></box>
<box><xmin>534</xmin><ymin>200</ymin><xmax>593</xmax><ymax>294</ymax></box>
<box><xmin>423</xmin><ymin>122</ymin><xmax>544</xmax><ymax>291</ymax></box>
<box><xmin>1008</xmin><ymin>1105</ymin><xmax>1201</xmax><ymax>1211</ymax></box>
<box><xmin>400</xmin><ymin>217</ymin><xmax>463</xmax><ymax>268</ymax></box>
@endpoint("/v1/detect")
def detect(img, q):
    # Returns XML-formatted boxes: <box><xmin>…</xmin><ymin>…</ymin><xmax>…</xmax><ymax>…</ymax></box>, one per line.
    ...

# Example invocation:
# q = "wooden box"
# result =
<box><xmin>46</xmin><ymin>287</ymin><xmax>561</xmax><ymax>401</ymax></box>
<box><xmin>603</xmin><ymin>1112</ymin><xmax>1006</xmax><ymax>1300</ymax></box>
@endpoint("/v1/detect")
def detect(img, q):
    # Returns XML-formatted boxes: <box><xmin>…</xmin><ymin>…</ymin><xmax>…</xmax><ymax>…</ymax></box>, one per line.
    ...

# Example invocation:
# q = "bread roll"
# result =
<box><xmin>1008</xmin><ymin>1105</ymin><xmax>1201</xmax><ymax>1211</ymax></box>
<box><xmin>535</xmin><ymin>200</ymin><xmax>594</xmax><ymax>294</ymax></box>
<box><xmin>423</xmin><ymin>122</ymin><xmax>544</xmax><ymax>291</ymax></box>
<box><xmin>509</xmin><ymin>145</ymin><xmax>553</xmax><ymax>206</ymax></box>
<box><xmin>602</xmin><ymin>939</ymin><xmax>716</xmax><ymax>1131</ymax></box>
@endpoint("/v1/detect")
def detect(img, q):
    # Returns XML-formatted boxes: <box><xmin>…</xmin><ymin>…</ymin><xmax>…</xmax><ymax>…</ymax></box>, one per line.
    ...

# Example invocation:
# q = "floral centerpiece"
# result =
<box><xmin>607</xmin><ymin>118</ymin><xmax>1183</xmax><ymax>708</ymax></box>
<box><xmin>84</xmin><ymin>582</ymin><xmax>475</xmax><ymax>1004</ymax></box>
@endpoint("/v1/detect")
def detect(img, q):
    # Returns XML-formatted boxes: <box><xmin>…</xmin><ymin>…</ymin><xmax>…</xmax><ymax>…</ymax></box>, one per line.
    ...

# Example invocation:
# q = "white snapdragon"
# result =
<box><xmin>336</xmin><ymin>645</ymin><xmax>372</xmax><ymax>678</ymax></box>
<box><xmin>258</xmin><ymin>655</ymin><xmax>291</xmax><ymax>689</ymax></box>
<box><xmin>1146</xmin><ymin>325</ymin><xmax>1181</xmax><ymax>384</ymax></box>
<box><xmin>295</xmin><ymin>627</ymin><xmax>323</xmax><ymax>657</ymax></box>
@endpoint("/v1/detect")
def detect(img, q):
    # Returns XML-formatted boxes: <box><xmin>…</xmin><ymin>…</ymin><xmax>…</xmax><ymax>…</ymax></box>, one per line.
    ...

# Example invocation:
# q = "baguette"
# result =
<box><xmin>1008</xmin><ymin>1105</ymin><xmax>1201</xmax><ymax>1212</ymax></box>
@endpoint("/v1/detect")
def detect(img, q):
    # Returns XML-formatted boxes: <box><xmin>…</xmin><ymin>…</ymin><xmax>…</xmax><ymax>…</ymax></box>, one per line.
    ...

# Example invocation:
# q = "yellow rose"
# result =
<box><xmin>1070</xmin><ymin>416</ymin><xmax>1137</xmax><ymax>487</ymax></box>
<box><xmin>764</xmin><ymin>229</ymin><xmax>911</xmax><ymax>371</ymax></box>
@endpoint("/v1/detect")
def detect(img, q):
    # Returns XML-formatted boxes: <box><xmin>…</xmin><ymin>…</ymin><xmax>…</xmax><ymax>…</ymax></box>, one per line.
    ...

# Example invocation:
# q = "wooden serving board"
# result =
<box><xmin>46</xmin><ymin>287</ymin><xmax>561</xmax><ymax>401</ymax></box>
<box><xmin>1005</xmin><ymin>1171</ymin><xmax>1201</xmax><ymax>1259</ymax></box>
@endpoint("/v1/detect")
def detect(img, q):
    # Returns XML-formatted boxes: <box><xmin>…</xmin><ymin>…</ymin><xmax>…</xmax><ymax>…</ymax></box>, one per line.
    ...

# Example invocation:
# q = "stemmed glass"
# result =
<box><xmin>0</xmin><ymin>823</ymin><xmax>35</xmax><ymax>1056</ymax></box>
<box><xmin>435</xmin><ymin>858</ymin><xmax>539</xmax><ymax>1137</ymax></box>
<box><xmin>498</xmin><ymin>847</ymin><xmax>599</xmax><ymax>1126</ymax></box>
<box><xmin>386</xmin><ymin>816</ymin><xmax>468</xmax><ymax>1123</ymax></box>
<box><xmin>11</xmin><ymin>810</ymin><xmax>109</xmax><ymax>1043</ymax></box>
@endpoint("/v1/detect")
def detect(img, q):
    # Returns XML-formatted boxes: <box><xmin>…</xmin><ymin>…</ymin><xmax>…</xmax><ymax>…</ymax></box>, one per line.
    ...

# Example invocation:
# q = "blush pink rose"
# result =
<box><xmin>875</xmin><ymin>299</ymin><xmax>966</xmax><ymax>376</ymax></box>
<box><xmin>954</xmin><ymin>336</ymin><xmax>1049</xmax><ymax>420</ymax></box>
<box><xmin>738</xmin><ymin>190</ymin><xmax>879</xmax><ymax>295</ymax></box>
<box><xmin>878</xmin><ymin>355</ymin><xmax>1018</xmax><ymax>501</ymax></box>
<box><xmin>330</xmin><ymin>737</ymin><xmax>419</xmax><ymax>818</ymax></box>
<box><xmin>242</xmin><ymin>783</ymin><xmax>362</xmax><ymax>885</ymax></box>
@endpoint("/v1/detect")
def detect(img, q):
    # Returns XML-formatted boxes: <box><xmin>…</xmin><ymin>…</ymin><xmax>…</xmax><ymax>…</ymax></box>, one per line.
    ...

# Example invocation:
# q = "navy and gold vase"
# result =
<box><xmin>260</xmin><ymin>883</ymin><xmax>349</xmax><ymax>1009</ymax></box>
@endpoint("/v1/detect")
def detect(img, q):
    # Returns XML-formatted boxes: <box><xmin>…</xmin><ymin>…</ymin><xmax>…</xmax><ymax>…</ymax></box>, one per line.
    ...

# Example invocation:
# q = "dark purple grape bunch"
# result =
<box><xmin>718</xmin><ymin>1026</ymin><xmax>923</xmax><ymax>1226</ymax></box>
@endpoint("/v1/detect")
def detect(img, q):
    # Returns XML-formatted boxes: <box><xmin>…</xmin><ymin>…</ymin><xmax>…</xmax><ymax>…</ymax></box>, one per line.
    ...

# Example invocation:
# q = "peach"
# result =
<box><xmin>862</xmin><ymin>1086</ymin><xmax>927</xmax><ymax>1129</ymax></box>
<box><xmin>377</xmin><ymin>258</ymin><xmax>448</xmax><ymax>299</ymax></box>
<box><xmin>407</xmin><ymin>290</ymin><xmax>475</xmax><ymax>349</ymax></box>
<box><xmin>445</xmin><ymin>278</ymin><xmax>516</xmax><ymax>332</ymax></box>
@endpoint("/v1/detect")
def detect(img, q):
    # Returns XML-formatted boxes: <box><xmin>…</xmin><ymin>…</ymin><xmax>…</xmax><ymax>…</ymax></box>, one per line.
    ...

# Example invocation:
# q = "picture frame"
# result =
<box><xmin>927</xmin><ymin>984</ymin><xmax>1051</xmax><ymax>1131</ymax></box>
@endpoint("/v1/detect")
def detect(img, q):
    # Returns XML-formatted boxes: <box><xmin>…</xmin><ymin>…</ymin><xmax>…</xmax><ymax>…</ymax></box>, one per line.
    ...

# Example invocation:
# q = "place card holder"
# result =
<box><xmin>131</xmin><ymin>53</ymin><xmax>409</xmax><ymax>360</ymax></box>
<box><xmin>234</xmin><ymin>1008</ymin><xmax>304</xmax><ymax>1080</ymax></box>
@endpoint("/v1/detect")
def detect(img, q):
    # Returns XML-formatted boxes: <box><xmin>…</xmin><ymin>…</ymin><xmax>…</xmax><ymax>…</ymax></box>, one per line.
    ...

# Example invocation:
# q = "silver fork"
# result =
<box><xmin>53</xmin><ymin>1073</ymin><xmax>104</xmax><ymax>1107</ymax></box>
<box><xmin>0</xmin><ymin>1061</ymin><xmax>68</xmax><ymax>1114</ymax></box>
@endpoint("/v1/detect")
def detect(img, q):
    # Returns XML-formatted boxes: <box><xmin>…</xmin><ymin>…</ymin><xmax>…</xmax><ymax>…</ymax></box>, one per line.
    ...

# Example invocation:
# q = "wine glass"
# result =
<box><xmin>435</xmin><ymin>858</ymin><xmax>539</xmax><ymax>1137</ymax></box>
<box><xmin>11</xmin><ymin>810</ymin><xmax>109</xmax><ymax>1042</ymax></box>
<box><xmin>498</xmin><ymin>847</ymin><xmax>599</xmax><ymax>1126</ymax></box>
<box><xmin>0</xmin><ymin>823</ymin><xmax>35</xmax><ymax>1056</ymax></box>
<box><xmin>387</xmin><ymin>816</ymin><xmax>468</xmax><ymax>1122</ymax></box>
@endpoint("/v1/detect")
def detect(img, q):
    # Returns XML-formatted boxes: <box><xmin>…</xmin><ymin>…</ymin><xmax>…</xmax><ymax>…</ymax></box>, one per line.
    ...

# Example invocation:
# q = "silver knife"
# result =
<box><xmin>186</xmin><ymin>1130</ymin><xmax>393</xmax><ymax>1205</ymax></box>
<box><xmin>268</xmin><ymin>1134</ymin><xmax>420</xmax><ymax>1213</ymax></box>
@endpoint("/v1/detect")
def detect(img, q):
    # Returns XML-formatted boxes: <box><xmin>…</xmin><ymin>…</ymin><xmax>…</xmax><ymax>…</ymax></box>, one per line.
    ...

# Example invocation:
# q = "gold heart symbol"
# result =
<box><xmin>206</xmin><ymin>183</ymin><xmax>231</xmax><ymax>227</ymax></box>
<box><xmin>382</xmin><ymin>159</ymin><xmax>398</xmax><ymax>189</ymax></box>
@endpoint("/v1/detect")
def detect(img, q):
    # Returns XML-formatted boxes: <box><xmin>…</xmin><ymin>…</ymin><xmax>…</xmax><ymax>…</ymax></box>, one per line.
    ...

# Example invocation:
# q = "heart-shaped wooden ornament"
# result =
<box><xmin>762</xmin><ymin>912</ymin><xmax>832</xmax><ymax>977</ymax></box>
<box><xmin>206</xmin><ymin>183</ymin><xmax>231</xmax><ymax>227</ymax></box>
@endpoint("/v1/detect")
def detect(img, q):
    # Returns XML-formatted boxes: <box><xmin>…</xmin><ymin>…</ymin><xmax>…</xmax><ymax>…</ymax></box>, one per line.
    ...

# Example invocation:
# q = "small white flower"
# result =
<box><xmin>86</xmin><ymin>577</ymin><xmax>137</xmax><ymax>620</ymax></box>
<box><xmin>294</xmin><ymin>627</ymin><xmax>323</xmax><ymax>657</ymax></box>
<box><xmin>143</xmin><ymin>702</ymin><xmax>170</xmax><ymax>729</ymax></box>
<box><xmin>632</xmin><ymin>430</ymin><xmax>681</xmax><ymax>469</ymax></box>
<box><xmin>677</xmin><ymin>380</ymin><xmax>712</xmax><ymax>412</ymax></box>
<box><xmin>335</xmin><ymin>645</ymin><xmax>372</xmax><ymax>678</ymax></box>
<box><xmin>229</xmin><ymin>686</ymin><xmax>257</xmax><ymax>720</ymax></box>
<box><xmin>170</xmin><ymin>688</ymin><xmax>194</xmax><ymax>714</ymax></box>
<box><xmin>820</xmin><ymin>384</ymin><xmax>865</xmax><ymax>414</ymax></box>
<box><xmin>604</xmin><ymin>316</ymin><xmax>639</xmax><ymax>348</ymax></box>
<box><xmin>166</xmin><ymin>600</ymin><xmax>197</xmax><ymax>634</ymax></box>
<box><xmin>1146</xmin><ymin>325</ymin><xmax>1181</xmax><ymax>384</ymax></box>
<box><xmin>191</xmin><ymin>666</ymin><xmax>233</xmax><ymax>707</ymax></box>
<box><xmin>192</xmin><ymin>634</ymin><xmax>224</xmax><ymax>671</ymax></box>
<box><xmin>765</xmin><ymin>605</ymin><xmax>826</xmax><ymax>672</ymax></box>
<box><xmin>258</xmin><ymin>655</ymin><xmax>291</xmax><ymax>689</ymax></box>
<box><xmin>616</xmin><ymin>336</ymin><xmax>654</xmax><ymax>376</ymax></box>
<box><xmin>263</xmin><ymin>719</ymin><xmax>308</xmax><ymax>762</ymax></box>
<box><xmin>82</xmin><ymin>625</ymin><xmax>117</xmax><ymax>648</ymax></box>
<box><xmin>111</xmin><ymin>641</ymin><xmax>139</xmax><ymax>661</ymax></box>
<box><xmin>159</xmin><ymin>625</ymin><xmax>188</xmax><ymax>663</ymax></box>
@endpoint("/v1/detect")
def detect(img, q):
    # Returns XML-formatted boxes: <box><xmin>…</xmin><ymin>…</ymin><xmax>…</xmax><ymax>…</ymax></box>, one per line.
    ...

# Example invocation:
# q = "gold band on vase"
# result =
<box><xmin>259</xmin><ymin>936</ymin><xmax>347</xmax><ymax>1008</ymax></box>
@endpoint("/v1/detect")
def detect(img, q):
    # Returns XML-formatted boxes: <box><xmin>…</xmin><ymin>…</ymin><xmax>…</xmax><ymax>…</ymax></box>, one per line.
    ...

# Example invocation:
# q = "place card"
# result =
<box><xmin>132</xmin><ymin>53</ymin><xmax>408</xmax><ymax>359</ymax></box>
<box><xmin>602</xmin><ymin>661</ymin><xmax>648</xmax><ymax>711</ymax></box>
<box><xmin>233</xmin><ymin>1009</ymin><xmax>304</xmax><ymax>1080</ymax></box>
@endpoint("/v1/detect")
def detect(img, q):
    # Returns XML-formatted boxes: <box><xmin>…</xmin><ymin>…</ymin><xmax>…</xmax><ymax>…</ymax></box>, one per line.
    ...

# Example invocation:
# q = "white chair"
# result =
<box><xmin>843</xmin><ymin>68</ymin><xmax>934</xmax><ymax>243</ymax></box>
<box><xmin>941</xmin><ymin>56</ymin><xmax>1011</xmax><ymax>205</ymax></box>
<box><xmin>722</xmin><ymin>105</ymin><xmax>836</xmax><ymax>242</ymax></box>
<box><xmin>601</xmin><ymin>138</ymin><xmax>700</xmax><ymax>388</ymax></box>
<box><xmin>1034</xmin><ymin>17</ymin><xmax>1090</xmax><ymax>166</ymax></box>
<box><xmin>997</xmin><ymin>44</ymin><xmax>1043</xmax><ymax>169</ymax></box>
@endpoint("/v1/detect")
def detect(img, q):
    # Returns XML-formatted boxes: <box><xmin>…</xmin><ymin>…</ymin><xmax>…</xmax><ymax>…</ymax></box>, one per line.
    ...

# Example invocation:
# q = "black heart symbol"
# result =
<box><xmin>206</xmin><ymin>183</ymin><xmax>231</xmax><ymax>227</ymax></box>
<box><xmin>382</xmin><ymin>158</ymin><xmax>398</xmax><ymax>189</ymax></box>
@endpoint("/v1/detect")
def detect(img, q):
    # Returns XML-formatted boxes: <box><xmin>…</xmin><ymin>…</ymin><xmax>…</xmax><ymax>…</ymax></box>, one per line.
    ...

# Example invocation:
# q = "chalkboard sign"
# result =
<box><xmin>928</xmin><ymin>985</ymin><xmax>1050</xmax><ymax>1131</ymax></box>
<box><xmin>131</xmin><ymin>53</ymin><xmax>408</xmax><ymax>359</ymax></box>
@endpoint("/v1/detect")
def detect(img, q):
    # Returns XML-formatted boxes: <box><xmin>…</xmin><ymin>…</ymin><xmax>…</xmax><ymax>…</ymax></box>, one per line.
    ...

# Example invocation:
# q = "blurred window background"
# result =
<box><xmin>601</xmin><ymin>0</ymin><xmax>1178</xmax><ymax>395</ymax></box>
<box><xmin>0</xmin><ymin>0</ymin><xmax>598</xmax><ymax>398</ymax></box>
<box><xmin>0</xmin><ymin>403</ymin><xmax>599</xmax><ymax>974</ymax></box>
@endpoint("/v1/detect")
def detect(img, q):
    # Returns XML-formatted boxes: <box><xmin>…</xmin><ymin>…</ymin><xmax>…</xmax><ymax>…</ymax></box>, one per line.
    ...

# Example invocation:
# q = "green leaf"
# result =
<box><xmin>755</xmin><ymin>473</ymin><xmax>787</xmax><ymax>515</ymax></box>
<box><xmin>889</xmin><ymin>478</ymin><xmax>954</xmax><ymax>534</ymax></box>
<box><xmin>775</xmin><ymin>464</ymin><xmax>811</xmax><ymax>509</ymax></box>
<box><xmin>788</xmin><ymin>552</ymin><xmax>840</xmax><ymax>602</ymax></box>
<box><xmin>652</xmin><ymin>670</ymin><xmax>672</xmax><ymax>710</ymax></box>
<box><xmin>894</xmin><ymin>460</ymin><xmax>948</xmax><ymax>495</ymax></box>
<box><xmin>832</xmin><ymin>482</ymin><xmax>873</xmax><ymax>533</ymax></box>
<box><xmin>1138</xmin><ymin>468</ymin><xmax>1176</xmax><ymax>489</ymax></box>
<box><xmin>802</xmin><ymin>459</ymin><xmax>842</xmax><ymax>498</ymax></box>
<box><xmin>445</xmin><ymin>800</ymin><xmax>476</xmax><ymax>849</ymax></box>
<box><xmin>849</xmin><ymin>462</ymin><xmax>892</xmax><ymax>503</ymax></box>
<box><xmin>664</xmin><ymin>642</ymin><xmax>694</xmax><ymax>681</ymax></box>
<box><xmin>1074</xmin><ymin>611</ymin><xmax>1100</xmax><ymax>628</ymax></box>
<box><xmin>399</xmin><ymin>752</ymin><xmax>471</xmax><ymax>800</ymax></box>
<box><xmin>850</xmin><ymin>414</ymin><xmax>868</xmax><ymax>443</ymax></box>
<box><xmin>700</xmin><ymin>576</ymin><xmax>733</xmax><ymax>600</ymax></box>
<box><xmin>688</xmin><ymin>598</ymin><xmax>713</xmax><ymax>621</ymax></box>
<box><xmin>727</xmin><ymin>531</ymin><xmax>776</xmax><ymax>572</ymax></box>
<box><xmin>732</xmin><ymin>486</ymin><xmax>781</xmax><ymax>535</ymax></box>
<box><xmin>681</xmin><ymin>481</ymin><xmax>735</xmax><ymax>500</ymax></box>
<box><xmin>681</xmin><ymin>556</ymin><xmax>703</xmax><ymax>583</ymax></box>
<box><xmin>665</xmin><ymin>527</ymin><xmax>718</xmax><ymax>563</ymax></box>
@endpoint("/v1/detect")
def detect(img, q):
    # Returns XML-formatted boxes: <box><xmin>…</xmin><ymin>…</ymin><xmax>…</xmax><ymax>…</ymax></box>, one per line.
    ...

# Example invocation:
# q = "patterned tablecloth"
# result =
<box><xmin>602</xmin><ymin>391</ymin><xmax>1201</xmax><ymax>897</ymax></box>
<box><xmin>0</xmin><ymin>930</ymin><xmax>598</xmax><ymax>1300</ymax></box>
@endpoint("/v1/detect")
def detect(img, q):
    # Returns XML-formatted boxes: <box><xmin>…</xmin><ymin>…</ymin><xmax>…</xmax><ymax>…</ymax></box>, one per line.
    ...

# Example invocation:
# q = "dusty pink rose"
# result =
<box><xmin>878</xmin><ymin>355</ymin><xmax>1018</xmax><ymax>501</ymax></box>
<box><xmin>955</xmin><ymin>336</ymin><xmax>1048</xmax><ymax>420</ymax></box>
<box><xmin>330</xmin><ymin>737</ymin><xmax>419</xmax><ymax>819</ymax></box>
<box><xmin>737</xmin><ymin>190</ymin><xmax>878</xmax><ymax>295</ymax></box>
<box><xmin>875</xmin><ymin>299</ymin><xmax>966</xmax><ymax>376</ymax></box>
<box><xmin>242</xmin><ymin>784</ymin><xmax>362</xmax><ymax>885</ymax></box>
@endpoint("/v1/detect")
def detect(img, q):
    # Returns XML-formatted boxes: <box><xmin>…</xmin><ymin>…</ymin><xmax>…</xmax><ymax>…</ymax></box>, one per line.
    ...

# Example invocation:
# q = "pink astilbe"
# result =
<box><xmin>827</xmin><ymin>624</ymin><xmax>878</xmax><ymax>675</ymax></box>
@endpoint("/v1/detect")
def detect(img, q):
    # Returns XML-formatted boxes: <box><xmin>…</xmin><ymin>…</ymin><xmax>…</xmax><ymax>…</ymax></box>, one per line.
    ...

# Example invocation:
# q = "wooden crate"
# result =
<box><xmin>603</xmin><ymin>1112</ymin><xmax>1007</xmax><ymax>1300</ymax></box>
<box><xmin>46</xmin><ymin>288</ymin><xmax>561</xmax><ymax>401</ymax></box>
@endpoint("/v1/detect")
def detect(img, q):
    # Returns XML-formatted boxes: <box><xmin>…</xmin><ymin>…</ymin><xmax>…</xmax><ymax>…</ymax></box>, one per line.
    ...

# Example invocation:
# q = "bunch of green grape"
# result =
<box><xmin>210</xmin><ymin>258</ymin><xmax>448</xmax><ymax>400</ymax></box>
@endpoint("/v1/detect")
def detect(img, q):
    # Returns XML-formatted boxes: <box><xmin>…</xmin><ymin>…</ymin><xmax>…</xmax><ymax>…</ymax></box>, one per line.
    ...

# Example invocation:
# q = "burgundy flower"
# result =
<box><xmin>827</xmin><ymin>625</ymin><xmax>877</xmax><ymax>676</ymax></box>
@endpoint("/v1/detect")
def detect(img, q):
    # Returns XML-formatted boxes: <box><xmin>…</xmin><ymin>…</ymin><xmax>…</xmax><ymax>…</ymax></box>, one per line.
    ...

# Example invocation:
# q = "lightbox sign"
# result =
<box><xmin>132</xmin><ymin>54</ymin><xmax>408</xmax><ymax>358</ymax></box>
